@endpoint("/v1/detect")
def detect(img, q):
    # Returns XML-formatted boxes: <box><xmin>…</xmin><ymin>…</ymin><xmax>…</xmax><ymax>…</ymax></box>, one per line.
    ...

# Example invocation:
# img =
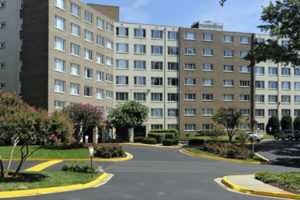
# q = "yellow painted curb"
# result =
<box><xmin>121</xmin><ymin>143</ymin><xmax>182</xmax><ymax>149</ymax></box>
<box><xmin>25</xmin><ymin>160</ymin><xmax>63</xmax><ymax>172</ymax></box>
<box><xmin>0</xmin><ymin>173</ymin><xmax>108</xmax><ymax>198</ymax></box>
<box><xmin>221</xmin><ymin>175</ymin><xmax>300</xmax><ymax>199</ymax></box>
<box><xmin>181</xmin><ymin>149</ymin><xmax>269</xmax><ymax>165</ymax></box>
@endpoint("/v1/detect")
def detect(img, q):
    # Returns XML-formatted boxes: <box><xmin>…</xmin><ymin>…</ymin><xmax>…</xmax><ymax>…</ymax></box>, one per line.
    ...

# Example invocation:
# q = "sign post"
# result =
<box><xmin>89</xmin><ymin>145</ymin><xmax>94</xmax><ymax>178</ymax></box>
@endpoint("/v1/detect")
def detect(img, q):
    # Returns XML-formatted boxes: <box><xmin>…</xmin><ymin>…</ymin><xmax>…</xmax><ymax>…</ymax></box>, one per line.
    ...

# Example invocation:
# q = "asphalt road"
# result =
<box><xmin>6</xmin><ymin>144</ymin><xmax>299</xmax><ymax>200</ymax></box>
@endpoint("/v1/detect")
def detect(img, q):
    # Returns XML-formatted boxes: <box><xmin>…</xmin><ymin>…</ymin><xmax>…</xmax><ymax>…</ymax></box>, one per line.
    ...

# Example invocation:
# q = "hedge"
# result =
<box><xmin>162</xmin><ymin>139</ymin><xmax>178</xmax><ymax>146</ymax></box>
<box><xmin>135</xmin><ymin>137</ymin><xmax>157</xmax><ymax>144</ymax></box>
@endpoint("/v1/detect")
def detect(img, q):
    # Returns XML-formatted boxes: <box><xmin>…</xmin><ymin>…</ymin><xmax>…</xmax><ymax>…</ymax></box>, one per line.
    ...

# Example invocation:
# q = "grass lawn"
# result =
<box><xmin>0</xmin><ymin>171</ymin><xmax>101</xmax><ymax>191</ymax></box>
<box><xmin>185</xmin><ymin>147</ymin><xmax>266</xmax><ymax>162</ymax></box>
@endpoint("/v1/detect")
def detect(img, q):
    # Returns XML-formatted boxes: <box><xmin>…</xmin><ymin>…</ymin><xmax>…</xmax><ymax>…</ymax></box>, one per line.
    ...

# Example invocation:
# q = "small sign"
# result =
<box><xmin>89</xmin><ymin>146</ymin><xmax>94</xmax><ymax>157</ymax></box>
<box><xmin>178</xmin><ymin>141</ymin><xmax>189</xmax><ymax>146</ymax></box>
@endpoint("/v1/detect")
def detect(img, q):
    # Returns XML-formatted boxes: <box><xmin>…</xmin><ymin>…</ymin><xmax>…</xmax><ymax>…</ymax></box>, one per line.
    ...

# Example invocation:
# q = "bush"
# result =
<box><xmin>235</xmin><ymin>131</ymin><xmax>250</xmax><ymax>145</ymax></box>
<box><xmin>148</xmin><ymin>133</ymin><xmax>163</xmax><ymax>143</ymax></box>
<box><xmin>149</xmin><ymin>129</ymin><xmax>179</xmax><ymax>136</ymax></box>
<box><xmin>281</xmin><ymin>115</ymin><xmax>293</xmax><ymax>131</ymax></box>
<box><xmin>135</xmin><ymin>137</ymin><xmax>157</xmax><ymax>144</ymax></box>
<box><xmin>266</xmin><ymin>116</ymin><xmax>280</xmax><ymax>135</ymax></box>
<box><xmin>94</xmin><ymin>144</ymin><xmax>125</xmax><ymax>158</ymax></box>
<box><xmin>188</xmin><ymin>139</ymin><xmax>204</xmax><ymax>146</ymax></box>
<box><xmin>62</xmin><ymin>161</ymin><xmax>99</xmax><ymax>173</ymax></box>
<box><xmin>294</xmin><ymin>117</ymin><xmax>300</xmax><ymax>131</ymax></box>
<box><xmin>162</xmin><ymin>139</ymin><xmax>178</xmax><ymax>146</ymax></box>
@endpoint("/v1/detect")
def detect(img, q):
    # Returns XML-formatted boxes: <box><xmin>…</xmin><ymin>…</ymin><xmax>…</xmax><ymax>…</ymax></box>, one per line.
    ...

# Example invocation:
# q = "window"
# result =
<box><xmin>151</xmin><ymin>77</ymin><xmax>163</xmax><ymax>86</ymax></box>
<box><xmin>282</xmin><ymin>68</ymin><xmax>291</xmax><ymax>76</ymax></box>
<box><xmin>281</xmin><ymin>40</ymin><xmax>289</xmax><ymax>47</ymax></box>
<box><xmin>168</xmin><ymin>47</ymin><xmax>178</xmax><ymax>55</ymax></box>
<box><xmin>84</xmin><ymin>86</ymin><xmax>93</xmax><ymax>97</ymax></box>
<box><xmin>240</xmin><ymin>80</ymin><xmax>250</xmax><ymax>87</ymax></box>
<box><xmin>96</xmin><ymin>53</ymin><xmax>104</xmax><ymax>64</ymax></box>
<box><xmin>295</xmin><ymin>109</ymin><xmax>300</xmax><ymax>117</ymax></box>
<box><xmin>168</xmin><ymin>93</ymin><xmax>178</xmax><ymax>102</ymax></box>
<box><xmin>202</xmin><ymin>64</ymin><xmax>213</xmax><ymax>71</ymax></box>
<box><xmin>151</xmin><ymin>93</ymin><xmax>162</xmax><ymax>102</ymax></box>
<box><xmin>224</xmin><ymin>50</ymin><xmax>234</xmax><ymax>57</ymax></box>
<box><xmin>70</xmin><ymin>83</ymin><xmax>79</xmax><ymax>95</ymax></box>
<box><xmin>134</xmin><ymin>28</ymin><xmax>146</xmax><ymax>38</ymax></box>
<box><xmin>256</xmin><ymin>81</ymin><xmax>265</xmax><ymax>89</ymax></box>
<box><xmin>256</xmin><ymin>38</ymin><xmax>265</xmax><ymax>43</ymax></box>
<box><xmin>185</xmin><ymin>48</ymin><xmax>196</xmax><ymax>55</ymax></box>
<box><xmin>54</xmin><ymin>101</ymin><xmax>65</xmax><ymax>111</ymax></box>
<box><xmin>240</xmin><ymin>109</ymin><xmax>250</xmax><ymax>116</ymax></box>
<box><xmin>240</xmin><ymin>51</ymin><xmax>248</xmax><ymax>58</ymax></box>
<box><xmin>268</xmin><ymin>67</ymin><xmax>278</xmax><ymax>75</ymax></box>
<box><xmin>71</xmin><ymin>23</ymin><xmax>80</xmax><ymax>37</ymax></box>
<box><xmin>184</xmin><ymin>78</ymin><xmax>196</xmax><ymax>86</ymax></box>
<box><xmin>185</xmin><ymin>109</ymin><xmax>196</xmax><ymax>116</ymax></box>
<box><xmin>168</xmin><ymin>62</ymin><xmax>178</xmax><ymax>71</ymax></box>
<box><xmin>134</xmin><ymin>93</ymin><xmax>146</xmax><ymax>102</ymax></box>
<box><xmin>224</xmin><ymin>94</ymin><xmax>234</xmax><ymax>101</ymax></box>
<box><xmin>185</xmin><ymin>124</ymin><xmax>196</xmax><ymax>131</ymax></box>
<box><xmin>295</xmin><ymin>68</ymin><xmax>300</xmax><ymax>76</ymax></box>
<box><xmin>282</xmin><ymin>81</ymin><xmax>291</xmax><ymax>90</ymax></box>
<box><xmin>0</xmin><ymin>63</ymin><xmax>5</xmax><ymax>69</ymax></box>
<box><xmin>224</xmin><ymin>65</ymin><xmax>234</xmax><ymax>72</ymax></box>
<box><xmin>268</xmin><ymin>95</ymin><xmax>278</xmax><ymax>103</ymax></box>
<box><xmin>70</xmin><ymin>63</ymin><xmax>80</xmax><ymax>76</ymax></box>
<box><xmin>54</xmin><ymin>58</ymin><xmax>65</xmax><ymax>72</ymax></box>
<box><xmin>240</xmin><ymin>65</ymin><xmax>250</xmax><ymax>73</ymax></box>
<box><xmin>168</xmin><ymin>78</ymin><xmax>178</xmax><ymax>86</ymax></box>
<box><xmin>54</xmin><ymin>80</ymin><xmax>65</xmax><ymax>93</ymax></box>
<box><xmin>256</xmin><ymin>66</ymin><xmax>264</xmax><ymax>75</ymax></box>
<box><xmin>151</xmin><ymin>30</ymin><xmax>163</xmax><ymax>39</ymax></box>
<box><xmin>84</xmin><ymin>67</ymin><xmax>93</xmax><ymax>79</ymax></box>
<box><xmin>202</xmin><ymin>79</ymin><xmax>213</xmax><ymax>86</ymax></box>
<box><xmin>168</xmin><ymin>109</ymin><xmax>178</xmax><ymax>117</ymax></box>
<box><xmin>84</xmin><ymin>48</ymin><xmax>93</xmax><ymax>60</ymax></box>
<box><xmin>184</xmin><ymin>93</ymin><xmax>196</xmax><ymax>101</ymax></box>
<box><xmin>134</xmin><ymin>60</ymin><xmax>146</xmax><ymax>70</ymax></box>
<box><xmin>96</xmin><ymin>35</ymin><xmax>104</xmax><ymax>46</ymax></box>
<box><xmin>202</xmin><ymin>124</ymin><xmax>213</xmax><ymax>130</ymax></box>
<box><xmin>134</xmin><ymin>44</ymin><xmax>146</xmax><ymax>54</ymax></box>
<box><xmin>223</xmin><ymin>35</ymin><xmax>234</xmax><ymax>43</ymax></box>
<box><xmin>151</xmin><ymin>61</ymin><xmax>163</xmax><ymax>70</ymax></box>
<box><xmin>202</xmin><ymin>94</ymin><xmax>213</xmax><ymax>101</ymax></box>
<box><xmin>116</xmin><ymin>43</ymin><xmax>128</xmax><ymax>53</ymax></box>
<box><xmin>55</xmin><ymin>16</ymin><xmax>65</xmax><ymax>31</ymax></box>
<box><xmin>116</xmin><ymin>59</ymin><xmax>128</xmax><ymax>69</ymax></box>
<box><xmin>224</xmin><ymin>80</ymin><xmax>234</xmax><ymax>87</ymax></box>
<box><xmin>0</xmin><ymin>22</ymin><xmax>5</xmax><ymax>29</ymax></box>
<box><xmin>185</xmin><ymin>63</ymin><xmax>196</xmax><ymax>70</ymax></box>
<box><xmin>151</xmin><ymin>45</ymin><xmax>163</xmax><ymax>55</ymax></box>
<box><xmin>116</xmin><ymin>92</ymin><xmax>128</xmax><ymax>101</ymax></box>
<box><xmin>152</xmin><ymin>124</ymin><xmax>163</xmax><ymax>130</ymax></box>
<box><xmin>168</xmin><ymin>31</ymin><xmax>178</xmax><ymax>40</ymax></box>
<box><xmin>295</xmin><ymin>82</ymin><xmax>300</xmax><ymax>90</ymax></box>
<box><xmin>151</xmin><ymin>109</ymin><xmax>163</xmax><ymax>118</ymax></box>
<box><xmin>55</xmin><ymin>0</ymin><xmax>65</xmax><ymax>10</ymax></box>
<box><xmin>202</xmin><ymin>109</ymin><xmax>213</xmax><ymax>116</ymax></box>
<box><xmin>134</xmin><ymin>76</ymin><xmax>146</xmax><ymax>86</ymax></box>
<box><xmin>84</xmin><ymin>29</ymin><xmax>93</xmax><ymax>42</ymax></box>
<box><xmin>282</xmin><ymin>109</ymin><xmax>291</xmax><ymax>116</ymax></box>
<box><xmin>256</xmin><ymin>95</ymin><xmax>264</xmax><ymax>103</ymax></box>
<box><xmin>106</xmin><ymin>74</ymin><xmax>113</xmax><ymax>82</ymax></box>
<box><xmin>71</xmin><ymin>3</ymin><xmax>80</xmax><ymax>17</ymax></box>
<box><xmin>0</xmin><ymin>83</ymin><xmax>5</xmax><ymax>89</ymax></box>
<box><xmin>96</xmin><ymin>89</ymin><xmax>104</xmax><ymax>99</ymax></box>
<box><xmin>106</xmin><ymin>108</ymin><xmax>113</xmax><ymax>115</ymax></box>
<box><xmin>203</xmin><ymin>33</ymin><xmax>213</xmax><ymax>41</ymax></box>
<box><xmin>240</xmin><ymin>36</ymin><xmax>250</xmax><ymax>44</ymax></box>
<box><xmin>54</xmin><ymin>37</ymin><xmax>65</xmax><ymax>51</ymax></box>
<box><xmin>70</xmin><ymin>43</ymin><xmax>80</xmax><ymax>56</ymax></box>
<box><xmin>295</xmin><ymin>95</ymin><xmax>300</xmax><ymax>103</ymax></box>
<box><xmin>96</xmin><ymin>71</ymin><xmax>104</xmax><ymax>82</ymax></box>
<box><xmin>268</xmin><ymin>81</ymin><xmax>278</xmax><ymax>89</ymax></box>
<box><xmin>106</xmin><ymin>40</ymin><xmax>113</xmax><ymax>49</ymax></box>
<box><xmin>106</xmin><ymin>23</ymin><xmax>113</xmax><ymax>33</ymax></box>
<box><xmin>184</xmin><ymin>32</ymin><xmax>196</xmax><ymax>40</ymax></box>
<box><xmin>282</xmin><ymin>95</ymin><xmax>291</xmax><ymax>104</ymax></box>
<box><xmin>97</xmin><ymin>18</ymin><xmax>104</xmax><ymax>29</ymax></box>
<box><xmin>255</xmin><ymin>109</ymin><xmax>265</xmax><ymax>117</ymax></box>
<box><xmin>106</xmin><ymin>57</ymin><xmax>113</xmax><ymax>66</ymax></box>
<box><xmin>116</xmin><ymin>76</ymin><xmax>128</xmax><ymax>85</ymax></box>
<box><xmin>85</xmin><ymin>11</ymin><xmax>93</xmax><ymax>23</ymax></box>
<box><xmin>240</xmin><ymin>95</ymin><xmax>250</xmax><ymax>101</ymax></box>
<box><xmin>203</xmin><ymin>48</ymin><xmax>213</xmax><ymax>56</ymax></box>
<box><xmin>106</xmin><ymin>90</ymin><xmax>113</xmax><ymax>99</ymax></box>
<box><xmin>268</xmin><ymin>109</ymin><xmax>278</xmax><ymax>116</ymax></box>
<box><xmin>116</xmin><ymin>27</ymin><xmax>128</xmax><ymax>37</ymax></box>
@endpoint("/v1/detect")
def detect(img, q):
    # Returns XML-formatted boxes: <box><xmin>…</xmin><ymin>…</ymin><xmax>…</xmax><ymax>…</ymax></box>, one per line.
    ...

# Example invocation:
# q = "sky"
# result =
<box><xmin>81</xmin><ymin>0</ymin><xmax>273</xmax><ymax>33</ymax></box>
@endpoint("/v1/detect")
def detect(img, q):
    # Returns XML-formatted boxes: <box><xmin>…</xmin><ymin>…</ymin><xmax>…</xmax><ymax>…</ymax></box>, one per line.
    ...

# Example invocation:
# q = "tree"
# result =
<box><xmin>294</xmin><ymin>117</ymin><xmax>300</xmax><ymax>131</ymax></box>
<box><xmin>108</xmin><ymin>101</ymin><xmax>149</xmax><ymax>141</ymax></box>
<box><xmin>266</xmin><ymin>116</ymin><xmax>280</xmax><ymax>135</ymax></box>
<box><xmin>281</xmin><ymin>115</ymin><xmax>293</xmax><ymax>130</ymax></box>
<box><xmin>211</xmin><ymin>108</ymin><xmax>242</xmax><ymax>142</ymax></box>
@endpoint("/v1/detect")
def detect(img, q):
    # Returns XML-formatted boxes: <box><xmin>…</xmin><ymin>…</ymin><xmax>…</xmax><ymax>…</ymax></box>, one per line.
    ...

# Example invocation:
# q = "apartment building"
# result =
<box><xmin>179</xmin><ymin>23</ymin><xmax>253</xmax><ymax>135</ymax></box>
<box><xmin>0</xmin><ymin>0</ymin><xmax>22</xmax><ymax>93</ymax></box>
<box><xmin>114</xmin><ymin>22</ymin><xmax>179</xmax><ymax>133</ymax></box>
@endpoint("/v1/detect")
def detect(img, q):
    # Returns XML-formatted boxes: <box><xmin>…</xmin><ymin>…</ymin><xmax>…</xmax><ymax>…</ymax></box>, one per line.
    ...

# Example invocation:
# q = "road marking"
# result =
<box><xmin>25</xmin><ymin>160</ymin><xmax>63</xmax><ymax>172</ymax></box>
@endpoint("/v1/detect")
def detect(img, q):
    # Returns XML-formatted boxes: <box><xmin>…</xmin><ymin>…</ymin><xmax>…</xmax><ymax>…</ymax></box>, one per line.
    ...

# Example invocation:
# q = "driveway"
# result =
<box><xmin>8</xmin><ymin>145</ymin><xmax>299</xmax><ymax>200</ymax></box>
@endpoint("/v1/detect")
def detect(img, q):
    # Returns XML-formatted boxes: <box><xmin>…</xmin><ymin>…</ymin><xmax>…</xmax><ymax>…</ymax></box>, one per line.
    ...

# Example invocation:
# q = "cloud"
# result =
<box><xmin>120</xmin><ymin>0</ymin><xmax>153</xmax><ymax>23</ymax></box>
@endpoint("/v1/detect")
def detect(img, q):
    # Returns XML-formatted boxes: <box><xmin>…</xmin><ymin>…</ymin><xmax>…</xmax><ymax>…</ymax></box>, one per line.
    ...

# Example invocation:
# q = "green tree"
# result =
<box><xmin>108</xmin><ymin>101</ymin><xmax>149</xmax><ymax>141</ymax></box>
<box><xmin>281</xmin><ymin>115</ymin><xmax>293</xmax><ymax>130</ymax></box>
<box><xmin>211</xmin><ymin>108</ymin><xmax>242</xmax><ymax>142</ymax></box>
<box><xmin>293</xmin><ymin>116</ymin><xmax>300</xmax><ymax>131</ymax></box>
<box><xmin>266</xmin><ymin>116</ymin><xmax>280</xmax><ymax>135</ymax></box>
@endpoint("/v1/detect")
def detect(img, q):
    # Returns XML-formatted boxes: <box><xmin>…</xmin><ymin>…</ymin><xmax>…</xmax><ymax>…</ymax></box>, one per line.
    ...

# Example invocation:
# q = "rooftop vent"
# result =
<box><xmin>191</xmin><ymin>21</ymin><xmax>223</xmax><ymax>31</ymax></box>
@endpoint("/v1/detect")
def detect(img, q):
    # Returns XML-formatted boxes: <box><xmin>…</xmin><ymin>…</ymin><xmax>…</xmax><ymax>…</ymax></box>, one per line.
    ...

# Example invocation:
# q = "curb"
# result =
<box><xmin>121</xmin><ymin>143</ymin><xmax>182</xmax><ymax>149</ymax></box>
<box><xmin>221</xmin><ymin>175</ymin><xmax>300</xmax><ymax>199</ymax></box>
<box><xmin>181</xmin><ymin>149</ymin><xmax>269</xmax><ymax>165</ymax></box>
<box><xmin>0</xmin><ymin>172</ymin><xmax>108</xmax><ymax>198</ymax></box>
<box><xmin>25</xmin><ymin>160</ymin><xmax>63</xmax><ymax>172</ymax></box>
